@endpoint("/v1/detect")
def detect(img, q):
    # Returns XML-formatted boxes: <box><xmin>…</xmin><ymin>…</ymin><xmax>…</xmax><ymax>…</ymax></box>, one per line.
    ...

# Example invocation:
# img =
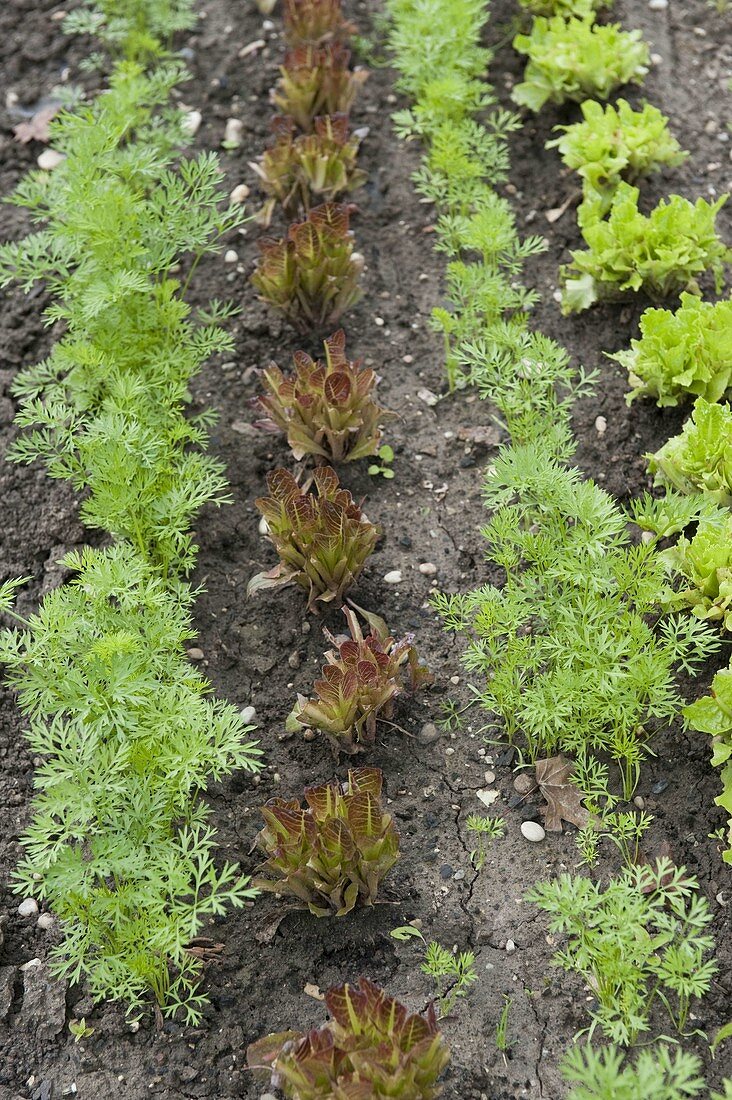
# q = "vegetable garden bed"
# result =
<box><xmin>0</xmin><ymin>0</ymin><xmax>730</xmax><ymax>1097</ymax></box>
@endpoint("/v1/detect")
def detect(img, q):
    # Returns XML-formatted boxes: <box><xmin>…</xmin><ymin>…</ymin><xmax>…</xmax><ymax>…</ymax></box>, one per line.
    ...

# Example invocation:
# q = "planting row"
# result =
<box><xmin>1</xmin><ymin>0</ymin><xmax>730</xmax><ymax>1096</ymax></box>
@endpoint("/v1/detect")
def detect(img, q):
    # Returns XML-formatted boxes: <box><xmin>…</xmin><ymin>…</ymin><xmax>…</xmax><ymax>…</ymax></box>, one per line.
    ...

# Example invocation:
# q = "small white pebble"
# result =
<box><xmin>403</xmin><ymin>354</ymin><xmax>414</xmax><ymax>364</ymax></box>
<box><xmin>418</xmin><ymin>562</ymin><xmax>437</xmax><ymax>576</ymax></box>
<box><xmin>648</xmin><ymin>0</ymin><xmax>668</xmax><ymax>9</ymax></box>
<box><xmin>477</xmin><ymin>788</ymin><xmax>499</xmax><ymax>808</ymax></box>
<box><xmin>521</xmin><ymin>821</ymin><xmax>546</xmax><ymax>843</ymax></box>
<box><xmin>37</xmin><ymin>913</ymin><xmax>54</xmax><ymax>931</ymax></box>
<box><xmin>230</xmin><ymin>183</ymin><xmax>250</xmax><ymax>204</ymax></box>
<box><xmin>445</xmin><ymin>747</ymin><xmax>455</xmax><ymax>756</ymax></box>
<box><xmin>384</xmin><ymin>570</ymin><xmax>402</xmax><ymax>585</ymax></box>
<box><xmin>374</xmin><ymin>316</ymin><xmax>385</xmax><ymax>327</ymax></box>
<box><xmin>224</xmin><ymin>249</ymin><xmax>239</xmax><ymax>264</ymax></box>
<box><xmin>633</xmin><ymin>795</ymin><xmax>645</xmax><ymax>810</ymax></box>
<box><xmin>650</xmin><ymin>52</ymin><xmax>663</xmax><ymax>65</ymax></box>
<box><xmin>37</xmin><ymin>149</ymin><xmax>65</xmax><ymax>171</ymax></box>
<box><xmin>224</xmin><ymin>118</ymin><xmax>244</xmax><ymax>146</ymax></box>
<box><xmin>484</xmin><ymin>770</ymin><xmax>496</xmax><ymax>784</ymax></box>
<box><xmin>417</xmin><ymin>387</ymin><xmax>439</xmax><ymax>407</ymax></box>
<box><xmin>259</xmin><ymin>516</ymin><xmax>270</xmax><ymax>535</ymax></box>
<box><xmin>187</xmin><ymin>647</ymin><xmax>204</xmax><ymax>661</ymax></box>
<box><xmin>182</xmin><ymin>110</ymin><xmax>202</xmax><ymax>137</ymax></box>
<box><xmin>505</xmin><ymin>939</ymin><xmax>516</xmax><ymax>955</ymax></box>
<box><xmin>450</xmin><ymin>675</ymin><xmax>460</xmax><ymax>685</ymax></box>
<box><xmin>594</xmin><ymin>415</ymin><xmax>607</xmax><ymax>435</ymax></box>
<box><xmin>18</xmin><ymin>898</ymin><xmax>39</xmax><ymax>918</ymax></box>
<box><xmin>241</xmin><ymin>705</ymin><xmax>257</xmax><ymax>724</ymax></box>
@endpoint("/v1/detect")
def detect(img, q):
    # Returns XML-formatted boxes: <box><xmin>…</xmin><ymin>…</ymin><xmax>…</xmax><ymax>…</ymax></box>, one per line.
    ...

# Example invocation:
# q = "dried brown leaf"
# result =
<box><xmin>13</xmin><ymin>104</ymin><xmax>60</xmax><ymax>145</ymax></box>
<box><xmin>535</xmin><ymin>755</ymin><xmax>590</xmax><ymax>832</ymax></box>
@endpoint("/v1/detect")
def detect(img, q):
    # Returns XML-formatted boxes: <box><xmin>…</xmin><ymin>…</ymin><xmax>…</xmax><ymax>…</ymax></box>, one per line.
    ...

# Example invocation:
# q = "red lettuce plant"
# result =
<box><xmin>248</xmin><ymin>978</ymin><xmax>450</xmax><ymax>1098</ymax></box>
<box><xmin>253</xmin><ymin>767</ymin><xmax>399</xmax><ymax>916</ymax></box>
<box><xmin>248</xmin><ymin>466</ymin><xmax>379</xmax><ymax>611</ymax></box>
<box><xmin>251</xmin><ymin>114</ymin><xmax>367</xmax><ymax>225</ymax></box>
<box><xmin>252</xmin><ymin>330</ymin><xmax>390</xmax><ymax>464</ymax></box>
<box><xmin>288</xmin><ymin>607</ymin><xmax>432</xmax><ymax>754</ymax></box>
<box><xmin>283</xmin><ymin>0</ymin><xmax>355</xmax><ymax>45</ymax></box>
<box><xmin>274</xmin><ymin>43</ymin><xmax>367</xmax><ymax>133</ymax></box>
<box><xmin>251</xmin><ymin>202</ymin><xmax>363</xmax><ymax>332</ymax></box>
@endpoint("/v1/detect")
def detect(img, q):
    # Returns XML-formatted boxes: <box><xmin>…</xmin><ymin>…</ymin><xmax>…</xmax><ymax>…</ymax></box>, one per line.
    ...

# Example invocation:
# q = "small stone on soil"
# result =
<box><xmin>594</xmin><ymin>415</ymin><xmax>607</xmax><ymax>435</ymax></box>
<box><xmin>439</xmin><ymin>864</ymin><xmax>454</xmax><ymax>880</ymax></box>
<box><xmin>37</xmin><ymin>149</ymin><xmax>65</xmax><ymax>171</ymax></box>
<box><xmin>187</xmin><ymin>647</ymin><xmax>204</xmax><ymax>661</ymax></box>
<box><xmin>18</xmin><ymin>899</ymin><xmax>38</xmax><ymax>917</ymax></box>
<box><xmin>651</xmin><ymin>778</ymin><xmax>669</xmax><ymax>795</ymax></box>
<box><xmin>224</xmin><ymin>249</ymin><xmax>239</xmax><ymax>263</ymax></box>
<box><xmin>230</xmin><ymin>183</ymin><xmax>250</xmax><ymax>204</ymax></box>
<box><xmin>418</xmin><ymin>722</ymin><xmax>440</xmax><ymax>745</ymax></box>
<box><xmin>383</xmin><ymin>570</ymin><xmax>402</xmax><ymax>584</ymax></box>
<box><xmin>419</xmin><ymin>562</ymin><xmax>437</xmax><ymax>575</ymax></box>
<box><xmin>505</xmin><ymin>939</ymin><xmax>516</xmax><ymax>954</ymax></box>
<box><xmin>36</xmin><ymin>914</ymin><xmax>53</xmax><ymax>931</ymax></box>
<box><xmin>241</xmin><ymin>705</ymin><xmax>257</xmax><ymax>724</ymax></box>
<box><xmin>521</xmin><ymin>821</ymin><xmax>546</xmax><ymax>843</ymax></box>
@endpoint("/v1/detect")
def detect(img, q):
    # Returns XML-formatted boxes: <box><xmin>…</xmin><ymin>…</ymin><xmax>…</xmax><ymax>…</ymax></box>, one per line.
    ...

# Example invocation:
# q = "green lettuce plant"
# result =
<box><xmin>548</xmin><ymin>99</ymin><xmax>687</xmax><ymax>227</ymax></box>
<box><xmin>252</xmin><ymin>329</ymin><xmax>389</xmax><ymax>463</ymax></box>
<box><xmin>251</xmin><ymin>114</ymin><xmax>366</xmax><ymax>225</ymax></box>
<box><xmin>661</xmin><ymin>511</ymin><xmax>732</xmax><ymax>629</ymax></box>
<box><xmin>612</xmin><ymin>294</ymin><xmax>732</xmax><ymax>407</ymax></box>
<box><xmin>649</xmin><ymin>398</ymin><xmax>732</xmax><ymax>504</ymax></box>
<box><xmin>248</xmin><ymin>466</ymin><xmax>380</xmax><ymax>611</ymax></box>
<box><xmin>274</xmin><ymin>44</ymin><xmax>367</xmax><ymax>133</ymax></box>
<box><xmin>685</xmin><ymin>666</ymin><xmax>732</xmax><ymax>862</ymax></box>
<box><xmin>561</xmin><ymin>1044</ymin><xmax>705</xmax><ymax>1100</ymax></box>
<box><xmin>528</xmin><ymin>859</ymin><xmax>716</xmax><ymax>1044</ymax></box>
<box><xmin>252</xmin><ymin>202</ymin><xmax>363</xmax><ymax>331</ymax></box>
<box><xmin>288</xmin><ymin>607</ymin><xmax>432</xmax><ymax>753</ymax></box>
<box><xmin>561</xmin><ymin>185</ymin><xmax>730</xmax><ymax>314</ymax></box>
<box><xmin>253</xmin><ymin>767</ymin><xmax>399</xmax><ymax>916</ymax></box>
<box><xmin>247</xmin><ymin>978</ymin><xmax>450</xmax><ymax>1097</ymax></box>
<box><xmin>283</xmin><ymin>0</ymin><xmax>354</xmax><ymax>45</ymax></box>
<box><xmin>0</xmin><ymin>546</ymin><xmax>262</xmax><ymax>1021</ymax></box>
<box><xmin>512</xmin><ymin>15</ymin><xmax>649</xmax><ymax>113</ymax></box>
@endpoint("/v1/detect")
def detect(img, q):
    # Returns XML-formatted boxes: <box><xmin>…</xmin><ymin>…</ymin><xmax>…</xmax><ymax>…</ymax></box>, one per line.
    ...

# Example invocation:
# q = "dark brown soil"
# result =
<box><xmin>0</xmin><ymin>1</ymin><xmax>731</xmax><ymax>1098</ymax></box>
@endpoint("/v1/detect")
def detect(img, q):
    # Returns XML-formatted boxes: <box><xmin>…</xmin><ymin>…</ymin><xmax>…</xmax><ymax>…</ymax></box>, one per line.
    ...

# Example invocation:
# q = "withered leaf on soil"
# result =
<box><xmin>535</xmin><ymin>755</ymin><xmax>590</xmax><ymax>832</ymax></box>
<box><xmin>13</xmin><ymin>104</ymin><xmax>61</xmax><ymax>145</ymax></box>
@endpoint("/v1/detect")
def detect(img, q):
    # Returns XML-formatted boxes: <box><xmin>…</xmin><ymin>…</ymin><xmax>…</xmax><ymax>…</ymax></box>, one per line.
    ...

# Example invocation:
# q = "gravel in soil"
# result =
<box><xmin>0</xmin><ymin>1</ymin><xmax>730</xmax><ymax>1097</ymax></box>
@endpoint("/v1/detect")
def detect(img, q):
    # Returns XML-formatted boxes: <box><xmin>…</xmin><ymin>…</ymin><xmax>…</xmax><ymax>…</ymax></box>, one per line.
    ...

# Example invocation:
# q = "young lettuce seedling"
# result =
<box><xmin>561</xmin><ymin>184</ymin><xmax>730</xmax><ymax>313</ymax></box>
<box><xmin>251</xmin><ymin>202</ymin><xmax>364</xmax><ymax>331</ymax></box>
<box><xmin>248</xmin><ymin>466</ymin><xmax>379</xmax><ymax>611</ymax></box>
<box><xmin>649</xmin><ymin>398</ymin><xmax>732</xmax><ymax>504</ymax></box>
<box><xmin>288</xmin><ymin>606</ymin><xmax>432</xmax><ymax>753</ymax></box>
<box><xmin>274</xmin><ymin>43</ymin><xmax>367</xmax><ymax>132</ymax></box>
<box><xmin>612</xmin><ymin>294</ymin><xmax>732</xmax><ymax>407</ymax></box>
<box><xmin>661</xmin><ymin>510</ymin><xmax>732</xmax><ymax>630</ymax></box>
<box><xmin>252</xmin><ymin>329</ymin><xmax>390</xmax><ymax>464</ymax></box>
<box><xmin>283</xmin><ymin>0</ymin><xmax>355</xmax><ymax>46</ymax></box>
<box><xmin>548</xmin><ymin>99</ymin><xmax>687</xmax><ymax>227</ymax></box>
<box><xmin>685</xmin><ymin>666</ymin><xmax>732</xmax><ymax>863</ymax></box>
<box><xmin>253</xmin><ymin>767</ymin><xmax>399</xmax><ymax>915</ymax></box>
<box><xmin>251</xmin><ymin>113</ymin><xmax>367</xmax><ymax>225</ymax></box>
<box><xmin>248</xmin><ymin>978</ymin><xmax>450</xmax><ymax>1097</ymax></box>
<box><xmin>512</xmin><ymin>14</ymin><xmax>649</xmax><ymax>113</ymax></box>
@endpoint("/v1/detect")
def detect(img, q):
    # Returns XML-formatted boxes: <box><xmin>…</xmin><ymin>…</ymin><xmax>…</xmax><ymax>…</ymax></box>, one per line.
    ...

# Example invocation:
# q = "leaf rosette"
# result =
<box><xmin>252</xmin><ymin>330</ymin><xmax>391</xmax><ymax>463</ymax></box>
<box><xmin>247</xmin><ymin>977</ymin><xmax>450</xmax><ymax>1097</ymax></box>
<box><xmin>252</xmin><ymin>202</ymin><xmax>363</xmax><ymax>331</ymax></box>
<box><xmin>612</xmin><ymin>294</ymin><xmax>732</xmax><ymax>407</ymax></box>
<box><xmin>251</xmin><ymin>114</ymin><xmax>367</xmax><ymax>224</ymax></box>
<box><xmin>253</xmin><ymin>768</ymin><xmax>399</xmax><ymax>916</ymax></box>
<box><xmin>283</xmin><ymin>0</ymin><xmax>356</xmax><ymax>46</ymax></box>
<box><xmin>275</xmin><ymin>43</ymin><xmax>367</xmax><ymax>132</ymax></box>
<box><xmin>248</xmin><ymin>466</ymin><xmax>379</xmax><ymax>611</ymax></box>
<box><xmin>649</xmin><ymin>398</ymin><xmax>732</xmax><ymax>505</ymax></box>
<box><xmin>289</xmin><ymin>606</ymin><xmax>432</xmax><ymax>753</ymax></box>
